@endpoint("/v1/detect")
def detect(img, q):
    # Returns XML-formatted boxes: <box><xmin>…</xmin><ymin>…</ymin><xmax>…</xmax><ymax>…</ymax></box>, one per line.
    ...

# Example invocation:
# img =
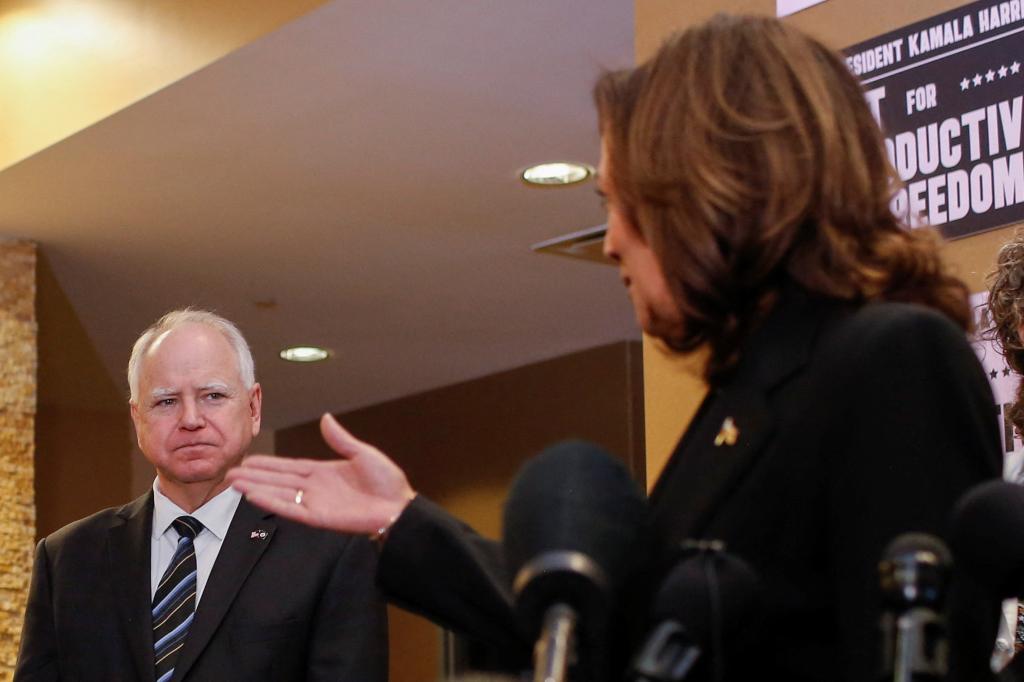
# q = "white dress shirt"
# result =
<box><xmin>150</xmin><ymin>480</ymin><xmax>242</xmax><ymax>604</ymax></box>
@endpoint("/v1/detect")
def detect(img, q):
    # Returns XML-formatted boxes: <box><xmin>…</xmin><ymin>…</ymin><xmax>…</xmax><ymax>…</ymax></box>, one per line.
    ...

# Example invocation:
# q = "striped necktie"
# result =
<box><xmin>152</xmin><ymin>516</ymin><xmax>203</xmax><ymax>682</ymax></box>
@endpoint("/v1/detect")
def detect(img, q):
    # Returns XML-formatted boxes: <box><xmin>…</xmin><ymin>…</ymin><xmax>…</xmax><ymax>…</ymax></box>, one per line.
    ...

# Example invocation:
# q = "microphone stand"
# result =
<box><xmin>514</xmin><ymin>550</ymin><xmax>609</xmax><ymax>682</ymax></box>
<box><xmin>878</xmin><ymin>534</ymin><xmax>950</xmax><ymax>682</ymax></box>
<box><xmin>534</xmin><ymin>603</ymin><xmax>577</xmax><ymax>682</ymax></box>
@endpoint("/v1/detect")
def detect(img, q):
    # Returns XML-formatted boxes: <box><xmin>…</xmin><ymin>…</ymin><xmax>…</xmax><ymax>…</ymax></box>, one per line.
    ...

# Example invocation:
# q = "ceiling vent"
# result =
<box><xmin>531</xmin><ymin>224</ymin><xmax>611</xmax><ymax>265</ymax></box>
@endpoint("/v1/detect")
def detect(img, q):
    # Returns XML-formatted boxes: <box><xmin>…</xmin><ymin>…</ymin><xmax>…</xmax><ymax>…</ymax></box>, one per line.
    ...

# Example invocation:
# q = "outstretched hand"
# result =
<box><xmin>226</xmin><ymin>413</ymin><xmax>416</xmax><ymax>534</ymax></box>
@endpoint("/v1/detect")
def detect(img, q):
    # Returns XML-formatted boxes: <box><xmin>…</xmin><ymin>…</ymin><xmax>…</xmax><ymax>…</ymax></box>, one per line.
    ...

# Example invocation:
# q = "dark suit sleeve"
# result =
<box><xmin>377</xmin><ymin>495</ymin><xmax>529</xmax><ymax>662</ymax></box>
<box><xmin>14</xmin><ymin>539</ymin><xmax>59</xmax><ymax>682</ymax></box>
<box><xmin>306</xmin><ymin>535</ymin><xmax>389</xmax><ymax>682</ymax></box>
<box><xmin>825</xmin><ymin>308</ymin><xmax>1001</xmax><ymax>682</ymax></box>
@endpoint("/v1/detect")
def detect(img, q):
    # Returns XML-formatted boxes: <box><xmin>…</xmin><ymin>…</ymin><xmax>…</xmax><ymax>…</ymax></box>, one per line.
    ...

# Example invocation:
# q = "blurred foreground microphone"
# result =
<box><xmin>502</xmin><ymin>441</ymin><xmax>646</xmax><ymax>682</ymax></box>
<box><xmin>950</xmin><ymin>480</ymin><xmax>1024</xmax><ymax>599</ymax></box>
<box><xmin>878</xmin><ymin>533</ymin><xmax>951</xmax><ymax>682</ymax></box>
<box><xmin>629</xmin><ymin>548</ymin><xmax>760</xmax><ymax>682</ymax></box>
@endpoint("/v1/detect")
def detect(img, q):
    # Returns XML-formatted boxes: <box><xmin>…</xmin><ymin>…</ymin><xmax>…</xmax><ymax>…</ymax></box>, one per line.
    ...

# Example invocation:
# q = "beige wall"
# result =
<box><xmin>0</xmin><ymin>0</ymin><xmax>327</xmax><ymax>171</ymax></box>
<box><xmin>277</xmin><ymin>341</ymin><xmax>645</xmax><ymax>682</ymax></box>
<box><xmin>636</xmin><ymin>0</ymin><xmax>968</xmax><ymax>54</ymax></box>
<box><xmin>637</xmin><ymin>0</ymin><xmax>1019</xmax><ymax>478</ymax></box>
<box><xmin>0</xmin><ymin>240</ymin><xmax>36</xmax><ymax>679</ymax></box>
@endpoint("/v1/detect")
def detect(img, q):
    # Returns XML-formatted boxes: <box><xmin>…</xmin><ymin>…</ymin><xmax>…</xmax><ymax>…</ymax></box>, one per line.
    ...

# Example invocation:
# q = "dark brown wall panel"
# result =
<box><xmin>34</xmin><ymin>253</ymin><xmax>132</xmax><ymax>539</ymax></box>
<box><xmin>275</xmin><ymin>340</ymin><xmax>645</xmax><ymax>682</ymax></box>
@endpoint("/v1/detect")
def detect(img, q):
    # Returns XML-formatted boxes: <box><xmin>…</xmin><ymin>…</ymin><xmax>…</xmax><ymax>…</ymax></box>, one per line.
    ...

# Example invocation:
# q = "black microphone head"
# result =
<box><xmin>950</xmin><ymin>480</ymin><xmax>1024</xmax><ymax>599</ymax></box>
<box><xmin>502</xmin><ymin>440</ymin><xmax>646</xmax><ymax>633</ymax></box>
<box><xmin>630</xmin><ymin>550</ymin><xmax>761</xmax><ymax>681</ymax></box>
<box><xmin>878</xmin><ymin>533</ymin><xmax>951</xmax><ymax>611</ymax></box>
<box><xmin>651</xmin><ymin>551</ymin><xmax>761</xmax><ymax>646</ymax></box>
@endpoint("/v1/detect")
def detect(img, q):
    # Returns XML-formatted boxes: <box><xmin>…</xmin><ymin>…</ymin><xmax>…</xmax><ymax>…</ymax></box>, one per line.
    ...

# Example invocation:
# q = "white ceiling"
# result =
<box><xmin>0</xmin><ymin>0</ymin><xmax>639</xmax><ymax>430</ymax></box>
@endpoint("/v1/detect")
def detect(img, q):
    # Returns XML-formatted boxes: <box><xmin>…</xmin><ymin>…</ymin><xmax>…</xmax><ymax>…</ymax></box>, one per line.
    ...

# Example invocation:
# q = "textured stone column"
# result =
<box><xmin>0</xmin><ymin>240</ymin><xmax>36</xmax><ymax>680</ymax></box>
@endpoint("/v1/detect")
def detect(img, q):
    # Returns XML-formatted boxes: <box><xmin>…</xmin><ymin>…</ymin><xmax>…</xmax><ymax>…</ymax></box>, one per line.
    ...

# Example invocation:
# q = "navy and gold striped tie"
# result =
<box><xmin>152</xmin><ymin>516</ymin><xmax>203</xmax><ymax>682</ymax></box>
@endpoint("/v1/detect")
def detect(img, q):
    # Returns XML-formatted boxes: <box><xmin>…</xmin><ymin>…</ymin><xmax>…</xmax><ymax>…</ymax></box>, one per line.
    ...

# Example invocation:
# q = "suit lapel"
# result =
<box><xmin>651</xmin><ymin>386</ymin><xmax>776</xmax><ymax>544</ymax></box>
<box><xmin>170</xmin><ymin>499</ymin><xmax>276</xmax><ymax>681</ymax></box>
<box><xmin>649</xmin><ymin>289</ymin><xmax>837</xmax><ymax>545</ymax></box>
<box><xmin>107</xmin><ymin>492</ymin><xmax>157</xmax><ymax>682</ymax></box>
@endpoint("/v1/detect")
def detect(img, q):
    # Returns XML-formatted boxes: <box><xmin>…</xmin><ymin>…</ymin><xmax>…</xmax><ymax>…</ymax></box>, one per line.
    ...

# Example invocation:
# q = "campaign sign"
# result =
<box><xmin>844</xmin><ymin>1</ymin><xmax>1024</xmax><ymax>239</ymax></box>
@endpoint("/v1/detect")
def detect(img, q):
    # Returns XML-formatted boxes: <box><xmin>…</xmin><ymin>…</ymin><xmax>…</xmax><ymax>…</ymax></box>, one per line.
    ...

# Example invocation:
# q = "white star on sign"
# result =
<box><xmin>1000</xmin><ymin>65</ymin><xmax>1009</xmax><ymax>78</ymax></box>
<box><xmin>987</xmin><ymin>69</ymin><xmax>996</xmax><ymax>82</ymax></box>
<box><xmin>1013</xmin><ymin>61</ymin><xmax>1022</xmax><ymax>74</ymax></box>
<box><xmin>961</xmin><ymin>77</ymin><xmax>970</xmax><ymax>90</ymax></box>
<box><xmin>974</xmin><ymin>73</ymin><xmax>984</xmax><ymax>86</ymax></box>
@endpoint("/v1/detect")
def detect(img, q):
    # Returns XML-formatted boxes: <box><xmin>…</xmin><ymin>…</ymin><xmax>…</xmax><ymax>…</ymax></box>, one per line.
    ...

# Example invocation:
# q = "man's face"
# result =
<box><xmin>131</xmin><ymin>323</ymin><xmax>261</xmax><ymax>495</ymax></box>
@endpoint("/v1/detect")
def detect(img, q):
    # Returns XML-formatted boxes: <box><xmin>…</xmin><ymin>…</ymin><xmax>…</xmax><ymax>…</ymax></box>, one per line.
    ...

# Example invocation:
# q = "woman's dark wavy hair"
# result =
<box><xmin>984</xmin><ymin>231</ymin><xmax>1024</xmax><ymax>434</ymax></box>
<box><xmin>593</xmin><ymin>14</ymin><xmax>970</xmax><ymax>383</ymax></box>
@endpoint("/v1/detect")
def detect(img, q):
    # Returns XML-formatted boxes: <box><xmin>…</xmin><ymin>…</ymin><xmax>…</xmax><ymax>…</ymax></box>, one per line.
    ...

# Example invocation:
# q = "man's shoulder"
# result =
<box><xmin>267</xmin><ymin>511</ymin><xmax>366</xmax><ymax>546</ymax></box>
<box><xmin>261</xmin><ymin>508</ymin><xmax>375</xmax><ymax>559</ymax></box>
<box><xmin>43</xmin><ymin>493</ymin><xmax>150</xmax><ymax>550</ymax></box>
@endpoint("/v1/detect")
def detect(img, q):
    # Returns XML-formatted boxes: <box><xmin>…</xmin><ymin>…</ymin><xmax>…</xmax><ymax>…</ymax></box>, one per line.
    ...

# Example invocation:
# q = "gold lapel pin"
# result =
<box><xmin>714</xmin><ymin>417</ymin><xmax>739</xmax><ymax>447</ymax></box>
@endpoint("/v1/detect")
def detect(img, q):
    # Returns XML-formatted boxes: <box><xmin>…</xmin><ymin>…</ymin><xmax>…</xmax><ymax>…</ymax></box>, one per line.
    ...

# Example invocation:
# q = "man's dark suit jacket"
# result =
<box><xmin>15</xmin><ymin>493</ymin><xmax>388</xmax><ymax>681</ymax></box>
<box><xmin>376</xmin><ymin>291</ymin><xmax>1003</xmax><ymax>681</ymax></box>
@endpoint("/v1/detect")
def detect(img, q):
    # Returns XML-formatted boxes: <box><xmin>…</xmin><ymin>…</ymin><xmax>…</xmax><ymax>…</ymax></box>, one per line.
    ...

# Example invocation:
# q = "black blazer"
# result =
<box><xmin>378</xmin><ymin>292</ymin><xmax>1002</xmax><ymax>681</ymax></box>
<box><xmin>15</xmin><ymin>493</ymin><xmax>388</xmax><ymax>682</ymax></box>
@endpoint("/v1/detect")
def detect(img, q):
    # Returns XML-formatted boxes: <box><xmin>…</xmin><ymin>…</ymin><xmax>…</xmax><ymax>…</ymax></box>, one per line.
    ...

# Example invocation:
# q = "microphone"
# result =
<box><xmin>629</xmin><ymin>546</ymin><xmax>760</xmax><ymax>682</ymax></box>
<box><xmin>878</xmin><ymin>533</ymin><xmax>951</xmax><ymax>682</ymax></box>
<box><xmin>949</xmin><ymin>480</ymin><xmax>1024</xmax><ymax>599</ymax></box>
<box><xmin>502</xmin><ymin>440</ymin><xmax>646</xmax><ymax>682</ymax></box>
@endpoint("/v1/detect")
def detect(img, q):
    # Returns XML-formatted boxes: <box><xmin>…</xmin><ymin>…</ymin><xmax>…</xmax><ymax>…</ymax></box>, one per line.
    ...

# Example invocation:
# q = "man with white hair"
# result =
<box><xmin>15</xmin><ymin>309</ymin><xmax>387</xmax><ymax>682</ymax></box>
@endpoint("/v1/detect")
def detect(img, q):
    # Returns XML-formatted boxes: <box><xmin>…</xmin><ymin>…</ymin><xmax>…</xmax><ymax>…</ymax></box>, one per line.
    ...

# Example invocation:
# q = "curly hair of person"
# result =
<box><xmin>985</xmin><ymin>231</ymin><xmax>1024</xmax><ymax>434</ymax></box>
<box><xmin>593</xmin><ymin>14</ymin><xmax>970</xmax><ymax>383</ymax></box>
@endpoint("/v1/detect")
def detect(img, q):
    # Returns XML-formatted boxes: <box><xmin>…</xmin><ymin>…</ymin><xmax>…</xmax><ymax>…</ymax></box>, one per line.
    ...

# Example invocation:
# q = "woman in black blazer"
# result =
<box><xmin>229</xmin><ymin>14</ymin><xmax>1002</xmax><ymax>681</ymax></box>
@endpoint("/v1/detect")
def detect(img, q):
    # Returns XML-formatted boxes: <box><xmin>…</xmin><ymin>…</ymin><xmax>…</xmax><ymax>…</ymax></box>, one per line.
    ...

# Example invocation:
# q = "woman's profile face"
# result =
<box><xmin>598</xmin><ymin>142</ymin><xmax>684</xmax><ymax>342</ymax></box>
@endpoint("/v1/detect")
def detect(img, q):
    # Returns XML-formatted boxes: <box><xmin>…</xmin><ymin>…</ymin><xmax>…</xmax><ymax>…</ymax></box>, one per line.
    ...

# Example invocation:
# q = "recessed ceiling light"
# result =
<box><xmin>520</xmin><ymin>162</ymin><xmax>594</xmax><ymax>187</ymax></box>
<box><xmin>279</xmin><ymin>346</ymin><xmax>331</xmax><ymax>363</ymax></box>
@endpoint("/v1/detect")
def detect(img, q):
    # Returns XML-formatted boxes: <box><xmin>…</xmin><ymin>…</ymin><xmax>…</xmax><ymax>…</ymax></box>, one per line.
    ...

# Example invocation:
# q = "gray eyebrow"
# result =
<box><xmin>148</xmin><ymin>387</ymin><xmax>178</xmax><ymax>400</ymax></box>
<box><xmin>199</xmin><ymin>383</ymin><xmax>231</xmax><ymax>393</ymax></box>
<box><xmin>146</xmin><ymin>383</ymin><xmax>233</xmax><ymax>401</ymax></box>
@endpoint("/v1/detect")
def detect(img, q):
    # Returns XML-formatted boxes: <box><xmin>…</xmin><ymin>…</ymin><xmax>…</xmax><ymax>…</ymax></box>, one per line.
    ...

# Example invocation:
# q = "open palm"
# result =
<box><xmin>226</xmin><ymin>413</ymin><xmax>415</xmax><ymax>534</ymax></box>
